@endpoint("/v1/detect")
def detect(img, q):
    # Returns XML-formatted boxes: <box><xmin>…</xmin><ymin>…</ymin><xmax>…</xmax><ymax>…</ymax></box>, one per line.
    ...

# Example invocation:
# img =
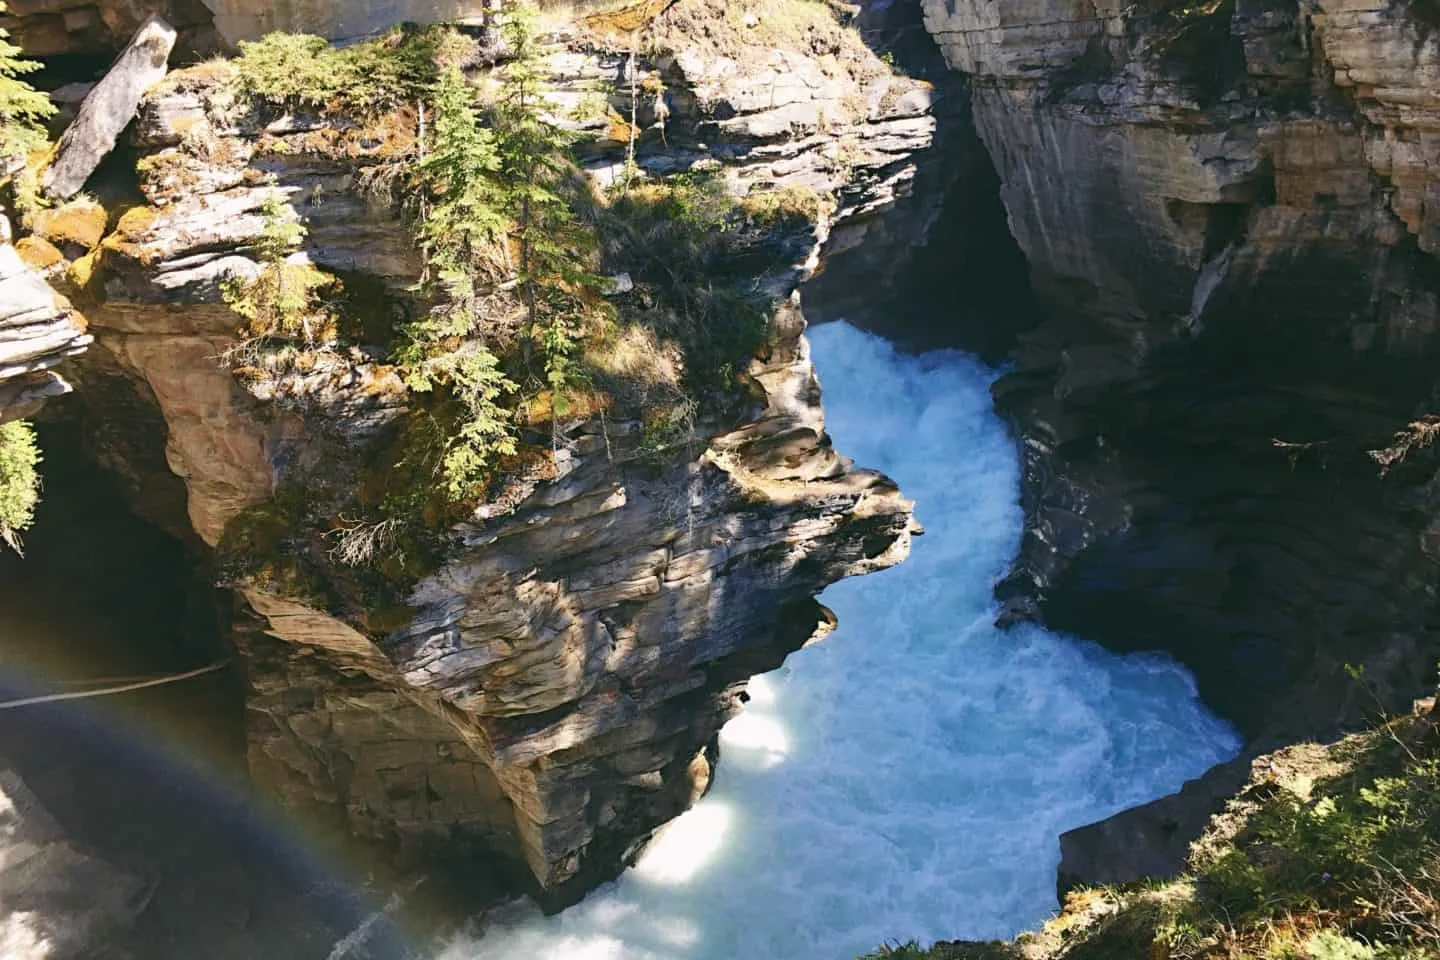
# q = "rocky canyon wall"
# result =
<box><xmin>5</xmin><ymin>1</ymin><xmax>944</xmax><ymax>904</ymax></box>
<box><xmin>915</xmin><ymin>0</ymin><xmax>1440</xmax><ymax>885</ymax></box>
<box><xmin>920</xmin><ymin>0</ymin><xmax>1440</xmax><ymax>740</ymax></box>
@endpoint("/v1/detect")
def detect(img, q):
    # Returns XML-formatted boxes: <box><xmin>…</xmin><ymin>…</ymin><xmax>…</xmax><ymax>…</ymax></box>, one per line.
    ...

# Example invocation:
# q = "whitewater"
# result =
<box><xmin>443</xmin><ymin>321</ymin><xmax>1240</xmax><ymax>959</ymax></box>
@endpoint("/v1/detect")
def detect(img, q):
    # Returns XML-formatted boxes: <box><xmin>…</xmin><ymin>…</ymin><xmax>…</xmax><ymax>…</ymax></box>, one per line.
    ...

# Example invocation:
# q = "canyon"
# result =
<box><xmin>1</xmin><ymin>0</ymin><xmax>1439</xmax><ymax>955</ymax></box>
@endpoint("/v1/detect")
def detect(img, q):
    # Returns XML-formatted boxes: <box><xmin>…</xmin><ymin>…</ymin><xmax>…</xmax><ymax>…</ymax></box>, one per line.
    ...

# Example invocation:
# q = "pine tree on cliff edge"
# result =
<box><xmin>494</xmin><ymin>1</ymin><xmax>609</xmax><ymax>416</ymax></box>
<box><xmin>0</xmin><ymin>1</ymin><xmax>55</xmax><ymax>165</ymax></box>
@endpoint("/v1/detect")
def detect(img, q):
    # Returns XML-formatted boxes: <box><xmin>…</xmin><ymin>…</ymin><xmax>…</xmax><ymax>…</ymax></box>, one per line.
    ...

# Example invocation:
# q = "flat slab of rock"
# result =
<box><xmin>42</xmin><ymin>15</ymin><xmax>176</xmax><ymax>200</ymax></box>
<box><xmin>0</xmin><ymin>240</ymin><xmax>90</xmax><ymax>422</ymax></box>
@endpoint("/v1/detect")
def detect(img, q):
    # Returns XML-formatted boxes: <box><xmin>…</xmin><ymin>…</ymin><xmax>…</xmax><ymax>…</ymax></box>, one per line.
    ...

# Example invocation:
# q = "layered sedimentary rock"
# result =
<box><xmin>0</xmin><ymin>0</ymin><xmax>215</xmax><ymax>57</ymax></box>
<box><xmin>51</xmin><ymin>4</ymin><xmax>934</xmax><ymax>895</ymax></box>
<box><xmin>0</xmin><ymin>227</ymin><xmax>90</xmax><ymax>423</ymax></box>
<box><xmin>918</xmin><ymin>0</ymin><xmax>1440</xmax><ymax>885</ymax></box>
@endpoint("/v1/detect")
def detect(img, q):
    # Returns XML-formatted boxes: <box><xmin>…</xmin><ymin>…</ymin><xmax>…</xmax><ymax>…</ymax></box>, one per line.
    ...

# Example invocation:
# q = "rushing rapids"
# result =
<box><xmin>444</xmin><ymin>322</ymin><xmax>1241</xmax><ymax>959</ymax></box>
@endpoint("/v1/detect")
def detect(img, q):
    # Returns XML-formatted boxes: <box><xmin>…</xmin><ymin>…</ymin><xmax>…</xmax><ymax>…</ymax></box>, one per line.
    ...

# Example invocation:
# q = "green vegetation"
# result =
<box><xmin>494</xmin><ymin>3</ymin><xmax>612</xmax><ymax>411</ymax></box>
<box><xmin>593</xmin><ymin>172</ymin><xmax>781</xmax><ymax>398</ymax></box>
<box><xmin>396</xmin><ymin>3</ymin><xmax>612</xmax><ymax>502</ymax></box>
<box><xmin>221</xmin><ymin>192</ymin><xmax>340</xmax><ymax>352</ymax></box>
<box><xmin>0</xmin><ymin>1</ymin><xmax>53</xmax><ymax>163</ymax></box>
<box><xmin>232</xmin><ymin>27</ymin><xmax>473</xmax><ymax>115</ymax></box>
<box><xmin>860</xmin><ymin>699</ymin><xmax>1440</xmax><ymax>960</ymax></box>
<box><xmin>213</xmin><ymin>6</ymin><xmax>838</xmax><ymax>590</ymax></box>
<box><xmin>0</xmin><ymin>0</ymin><xmax>55</xmax><ymax>221</ymax></box>
<box><xmin>408</xmin><ymin>68</ymin><xmax>507</xmax><ymax>312</ymax></box>
<box><xmin>0</xmin><ymin>419</ymin><xmax>41</xmax><ymax>555</ymax></box>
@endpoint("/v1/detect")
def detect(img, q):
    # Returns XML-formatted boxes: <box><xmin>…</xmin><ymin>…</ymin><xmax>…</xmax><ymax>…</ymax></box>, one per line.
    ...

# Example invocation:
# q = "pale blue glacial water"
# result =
<box><xmin>444</xmin><ymin>321</ymin><xmax>1240</xmax><ymax>959</ymax></box>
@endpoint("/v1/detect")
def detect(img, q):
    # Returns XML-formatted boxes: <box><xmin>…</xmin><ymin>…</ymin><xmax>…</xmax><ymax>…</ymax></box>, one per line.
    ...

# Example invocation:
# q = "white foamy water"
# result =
<box><xmin>443</xmin><ymin>322</ymin><xmax>1240</xmax><ymax>959</ymax></box>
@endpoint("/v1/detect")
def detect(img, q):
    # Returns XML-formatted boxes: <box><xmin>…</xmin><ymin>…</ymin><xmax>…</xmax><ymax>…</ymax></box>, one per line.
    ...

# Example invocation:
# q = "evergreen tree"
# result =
<box><xmin>402</xmin><ymin>66</ymin><xmax>517</xmax><ymax>499</ymax></box>
<box><xmin>0</xmin><ymin>2</ymin><xmax>54</xmax><ymax>163</ymax></box>
<box><xmin>494</xmin><ymin>1</ymin><xmax>609</xmax><ymax>413</ymax></box>
<box><xmin>0</xmin><ymin>419</ymin><xmax>40</xmax><ymax>555</ymax></box>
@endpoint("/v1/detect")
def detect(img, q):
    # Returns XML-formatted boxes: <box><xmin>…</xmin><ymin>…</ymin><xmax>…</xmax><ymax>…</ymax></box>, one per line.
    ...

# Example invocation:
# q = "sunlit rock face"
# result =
<box><xmin>58</xmin><ymin>5</ymin><xmax>936</xmax><ymax>897</ymax></box>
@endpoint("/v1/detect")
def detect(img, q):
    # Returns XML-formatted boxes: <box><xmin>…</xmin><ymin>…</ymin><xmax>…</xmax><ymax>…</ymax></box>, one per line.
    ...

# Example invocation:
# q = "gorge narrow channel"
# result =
<box><xmin>450</xmin><ymin>322</ymin><xmax>1242</xmax><ymax>959</ymax></box>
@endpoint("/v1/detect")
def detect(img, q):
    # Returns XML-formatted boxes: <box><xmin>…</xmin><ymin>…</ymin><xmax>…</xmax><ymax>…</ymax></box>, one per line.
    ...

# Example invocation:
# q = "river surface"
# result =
<box><xmin>443</xmin><ymin>322</ymin><xmax>1241</xmax><ymax>958</ymax></box>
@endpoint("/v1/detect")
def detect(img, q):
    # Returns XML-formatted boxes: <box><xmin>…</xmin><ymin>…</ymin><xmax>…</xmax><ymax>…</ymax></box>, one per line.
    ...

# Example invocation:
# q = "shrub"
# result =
<box><xmin>221</xmin><ymin>192</ymin><xmax>340</xmax><ymax>347</ymax></box>
<box><xmin>233</xmin><ymin>26</ymin><xmax>465</xmax><ymax>114</ymax></box>
<box><xmin>593</xmin><ymin>171</ymin><xmax>772</xmax><ymax>399</ymax></box>
<box><xmin>0</xmin><ymin>419</ymin><xmax>41</xmax><ymax>554</ymax></box>
<box><xmin>739</xmin><ymin>184</ymin><xmax>835</xmax><ymax>228</ymax></box>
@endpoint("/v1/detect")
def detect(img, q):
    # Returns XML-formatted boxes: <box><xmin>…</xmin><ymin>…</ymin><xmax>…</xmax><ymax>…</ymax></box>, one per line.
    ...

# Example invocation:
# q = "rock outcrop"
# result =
<box><xmin>43</xmin><ymin>14</ymin><xmax>176</xmax><ymax>200</ymax></box>
<box><xmin>0</xmin><ymin>0</ymin><xmax>215</xmax><ymax>58</ymax></box>
<box><xmin>0</xmin><ymin>228</ymin><xmax>90</xmax><ymax>423</ymax></box>
<box><xmin>35</xmin><ymin>2</ymin><xmax>937</xmax><ymax>899</ymax></box>
<box><xmin>915</xmin><ymin>0</ymin><xmax>1440</xmax><ymax>888</ymax></box>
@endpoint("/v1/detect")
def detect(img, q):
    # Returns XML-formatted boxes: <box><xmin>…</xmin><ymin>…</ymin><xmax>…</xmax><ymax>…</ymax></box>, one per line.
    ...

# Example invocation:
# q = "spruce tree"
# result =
<box><xmin>494</xmin><ymin>1</ymin><xmax>609</xmax><ymax>413</ymax></box>
<box><xmin>0</xmin><ymin>2</ymin><xmax>54</xmax><ymax>164</ymax></box>
<box><xmin>402</xmin><ymin>66</ymin><xmax>517</xmax><ymax>499</ymax></box>
<box><xmin>0</xmin><ymin>419</ymin><xmax>40</xmax><ymax>555</ymax></box>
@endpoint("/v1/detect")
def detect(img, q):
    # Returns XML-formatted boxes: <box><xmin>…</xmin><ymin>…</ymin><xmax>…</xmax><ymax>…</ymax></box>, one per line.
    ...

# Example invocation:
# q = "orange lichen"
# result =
<box><xmin>100</xmin><ymin>205</ymin><xmax>162</xmax><ymax>265</ymax></box>
<box><xmin>32</xmin><ymin>197</ymin><xmax>107</xmax><ymax>250</ymax></box>
<box><xmin>15</xmin><ymin>235</ymin><xmax>63</xmax><ymax>270</ymax></box>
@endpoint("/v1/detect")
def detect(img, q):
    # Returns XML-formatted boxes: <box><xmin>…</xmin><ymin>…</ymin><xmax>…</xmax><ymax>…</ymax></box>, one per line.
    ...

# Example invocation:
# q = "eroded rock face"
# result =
<box><xmin>0</xmin><ymin>0</ymin><xmax>215</xmax><ymax>58</ymax></box>
<box><xmin>64</xmin><ymin>7</ymin><xmax>932</xmax><ymax>898</ymax></box>
<box><xmin>918</xmin><ymin>0</ymin><xmax>1440</xmax><ymax>736</ymax></box>
<box><xmin>0</xmin><ymin>231</ymin><xmax>91</xmax><ymax>423</ymax></box>
<box><xmin>917</xmin><ymin>0</ymin><xmax>1440</xmax><ymax>887</ymax></box>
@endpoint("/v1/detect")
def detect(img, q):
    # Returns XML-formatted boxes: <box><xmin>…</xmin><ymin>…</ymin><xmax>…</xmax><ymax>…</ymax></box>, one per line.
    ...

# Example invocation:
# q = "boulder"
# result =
<box><xmin>42</xmin><ymin>15</ymin><xmax>176</xmax><ymax>201</ymax></box>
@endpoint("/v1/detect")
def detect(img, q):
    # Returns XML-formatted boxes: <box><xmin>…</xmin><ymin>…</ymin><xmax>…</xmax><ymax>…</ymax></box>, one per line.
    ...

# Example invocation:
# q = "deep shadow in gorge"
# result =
<box><xmin>805</xmin><ymin>0</ymin><xmax>1043</xmax><ymax>364</ymax></box>
<box><xmin>0</xmin><ymin>417</ymin><xmax>412</xmax><ymax>960</ymax></box>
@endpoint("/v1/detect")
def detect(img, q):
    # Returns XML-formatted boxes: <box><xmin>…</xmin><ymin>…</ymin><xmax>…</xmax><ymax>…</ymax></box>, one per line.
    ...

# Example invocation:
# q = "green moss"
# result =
<box><xmin>216</xmin><ymin>485</ymin><xmax>333</xmax><ymax>603</ymax></box>
<box><xmin>364</xmin><ymin>601</ymin><xmax>419</xmax><ymax>635</ymax></box>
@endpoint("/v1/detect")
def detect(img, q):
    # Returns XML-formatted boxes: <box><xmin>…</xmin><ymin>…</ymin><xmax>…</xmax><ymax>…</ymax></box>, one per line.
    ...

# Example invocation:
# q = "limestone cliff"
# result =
<box><xmin>13</xmin><ymin>1</ymin><xmax>938</xmax><ymax>901</ymax></box>
<box><xmin>917</xmin><ymin>0</ymin><xmax>1440</xmax><ymax>887</ymax></box>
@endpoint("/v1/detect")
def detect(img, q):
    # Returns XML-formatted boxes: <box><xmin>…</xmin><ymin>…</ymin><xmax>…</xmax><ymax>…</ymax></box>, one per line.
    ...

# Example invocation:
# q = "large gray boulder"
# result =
<box><xmin>42</xmin><ymin>16</ymin><xmax>176</xmax><ymax>201</ymax></box>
